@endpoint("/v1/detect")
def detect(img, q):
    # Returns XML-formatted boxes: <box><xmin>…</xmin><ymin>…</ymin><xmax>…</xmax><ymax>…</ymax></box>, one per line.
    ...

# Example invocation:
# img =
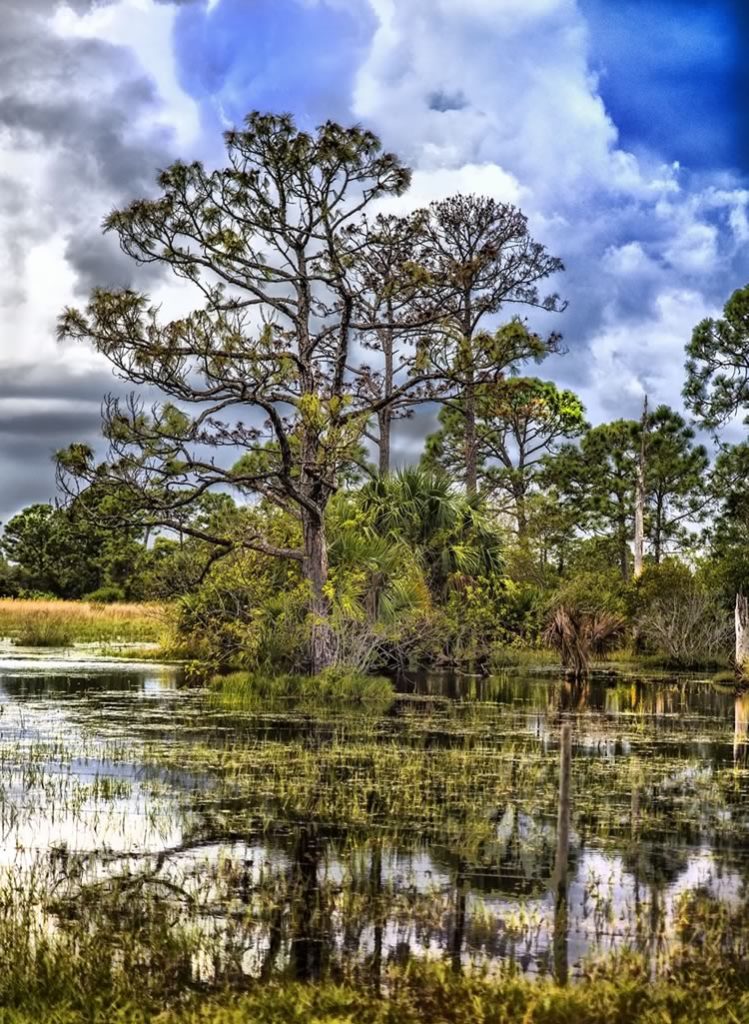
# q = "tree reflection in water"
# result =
<box><xmin>0</xmin><ymin>662</ymin><xmax>746</xmax><ymax>985</ymax></box>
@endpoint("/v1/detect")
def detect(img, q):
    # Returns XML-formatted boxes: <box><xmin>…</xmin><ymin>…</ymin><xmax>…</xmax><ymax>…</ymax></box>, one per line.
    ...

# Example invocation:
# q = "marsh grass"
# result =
<box><xmin>215</xmin><ymin>668</ymin><xmax>395</xmax><ymax>709</ymax></box>
<box><xmin>0</xmin><ymin>599</ymin><xmax>165</xmax><ymax>646</ymax></box>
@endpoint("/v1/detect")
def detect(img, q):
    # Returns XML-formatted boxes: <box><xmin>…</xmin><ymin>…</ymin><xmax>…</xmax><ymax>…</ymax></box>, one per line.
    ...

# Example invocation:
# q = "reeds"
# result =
<box><xmin>0</xmin><ymin>598</ymin><xmax>165</xmax><ymax>647</ymax></box>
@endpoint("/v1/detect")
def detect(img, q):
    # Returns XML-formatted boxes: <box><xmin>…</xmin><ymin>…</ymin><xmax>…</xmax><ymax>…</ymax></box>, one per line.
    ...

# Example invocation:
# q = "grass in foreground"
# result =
<box><xmin>0</xmin><ymin>599</ymin><xmax>165</xmax><ymax>647</ymax></box>
<box><xmin>0</xmin><ymin>951</ymin><xmax>748</xmax><ymax>1024</ymax></box>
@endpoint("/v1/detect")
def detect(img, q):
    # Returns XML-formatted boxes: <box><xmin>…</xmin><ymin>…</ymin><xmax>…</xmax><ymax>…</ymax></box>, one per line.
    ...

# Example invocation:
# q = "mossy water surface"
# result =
<box><xmin>0</xmin><ymin>659</ymin><xmax>747</xmax><ymax>1017</ymax></box>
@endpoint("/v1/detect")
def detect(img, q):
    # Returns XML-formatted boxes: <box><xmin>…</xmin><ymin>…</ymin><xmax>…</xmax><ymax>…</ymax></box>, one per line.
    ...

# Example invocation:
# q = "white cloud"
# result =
<box><xmin>663</xmin><ymin>222</ymin><xmax>719</xmax><ymax>275</ymax></box>
<box><xmin>601</xmin><ymin>241</ymin><xmax>656</xmax><ymax>277</ymax></box>
<box><xmin>377</xmin><ymin>162</ymin><xmax>526</xmax><ymax>213</ymax></box>
<box><xmin>52</xmin><ymin>0</ymin><xmax>200</xmax><ymax>150</ymax></box>
<box><xmin>576</xmin><ymin>287</ymin><xmax>717</xmax><ymax>423</ymax></box>
<box><xmin>354</xmin><ymin>0</ymin><xmax>749</xmax><ymax>425</ymax></box>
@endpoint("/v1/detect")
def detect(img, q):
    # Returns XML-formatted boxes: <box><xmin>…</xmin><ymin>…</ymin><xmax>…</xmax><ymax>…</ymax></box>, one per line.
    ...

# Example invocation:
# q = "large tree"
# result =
<box><xmin>542</xmin><ymin>407</ymin><xmax>708</xmax><ymax>578</ymax></box>
<box><xmin>551</xmin><ymin>421</ymin><xmax>638</xmax><ymax>580</ymax></box>
<box><xmin>353</xmin><ymin>211</ymin><xmax>433</xmax><ymax>475</ymax></box>
<box><xmin>57</xmin><ymin>113</ymin><xmax>457</xmax><ymax>672</ymax></box>
<box><xmin>684</xmin><ymin>283</ymin><xmax>749</xmax><ymax>427</ymax></box>
<box><xmin>703</xmin><ymin>441</ymin><xmax>749</xmax><ymax>600</ymax></box>
<box><xmin>643</xmin><ymin>405</ymin><xmax>709</xmax><ymax>563</ymax></box>
<box><xmin>1</xmin><ymin>504</ymin><xmax>65</xmax><ymax>595</ymax></box>
<box><xmin>0</xmin><ymin>496</ymin><xmax>142</xmax><ymax>598</ymax></box>
<box><xmin>420</xmin><ymin>196</ymin><xmax>566</xmax><ymax>493</ymax></box>
<box><xmin>423</xmin><ymin>375</ymin><xmax>586</xmax><ymax>536</ymax></box>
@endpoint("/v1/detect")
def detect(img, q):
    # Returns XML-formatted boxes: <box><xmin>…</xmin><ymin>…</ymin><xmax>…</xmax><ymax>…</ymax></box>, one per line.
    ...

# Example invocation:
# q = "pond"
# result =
<box><xmin>0</xmin><ymin>655</ymin><xmax>747</xmax><ymax>988</ymax></box>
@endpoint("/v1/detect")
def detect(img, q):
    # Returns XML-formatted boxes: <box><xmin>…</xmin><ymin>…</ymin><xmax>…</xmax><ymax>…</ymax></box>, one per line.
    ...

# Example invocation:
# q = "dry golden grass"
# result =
<box><xmin>0</xmin><ymin>599</ymin><xmax>165</xmax><ymax>647</ymax></box>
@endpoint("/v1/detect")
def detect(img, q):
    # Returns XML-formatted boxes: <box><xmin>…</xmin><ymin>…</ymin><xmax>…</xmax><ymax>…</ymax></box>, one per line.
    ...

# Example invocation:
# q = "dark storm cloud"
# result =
<box><xmin>0</xmin><ymin>0</ymin><xmax>197</xmax><ymax>520</ymax></box>
<box><xmin>63</xmin><ymin>230</ymin><xmax>151</xmax><ymax>296</ymax></box>
<box><xmin>0</xmin><ymin>358</ymin><xmax>134</xmax><ymax>522</ymax></box>
<box><xmin>0</xmin><ymin>362</ymin><xmax>123</xmax><ymax>403</ymax></box>
<box><xmin>0</xmin><ymin>2</ymin><xmax>181</xmax><ymax>298</ymax></box>
<box><xmin>0</xmin><ymin>399</ymin><xmax>105</xmax><ymax>525</ymax></box>
<box><xmin>389</xmin><ymin>405</ymin><xmax>440</xmax><ymax>465</ymax></box>
<box><xmin>0</xmin><ymin>462</ymin><xmax>57</xmax><ymax>527</ymax></box>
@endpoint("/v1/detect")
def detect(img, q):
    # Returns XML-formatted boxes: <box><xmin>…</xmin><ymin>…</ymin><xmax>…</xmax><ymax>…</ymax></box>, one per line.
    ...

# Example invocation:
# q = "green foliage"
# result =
<box><xmin>704</xmin><ymin>440</ymin><xmax>749</xmax><ymax>602</ymax></box>
<box><xmin>631</xmin><ymin>561</ymin><xmax>732</xmax><ymax>667</ymax></box>
<box><xmin>685</xmin><ymin>282</ymin><xmax>749</xmax><ymax>427</ymax></box>
<box><xmin>540</xmin><ymin>406</ymin><xmax>707</xmax><ymax>580</ymax></box>
<box><xmin>547</xmin><ymin>421</ymin><xmax>638</xmax><ymax>578</ymax></box>
<box><xmin>170</xmin><ymin>471</ymin><xmax>516</xmax><ymax>672</ymax></box>
<box><xmin>85</xmin><ymin>585</ymin><xmax>127</xmax><ymax>604</ymax></box>
<box><xmin>173</xmin><ymin>549</ymin><xmax>310</xmax><ymax>672</ymax></box>
<box><xmin>0</xmin><ymin>557</ymin><xmax>18</xmax><ymax>598</ymax></box>
<box><xmin>642</xmin><ymin>404</ymin><xmax>709</xmax><ymax>560</ymax></box>
<box><xmin>444</xmin><ymin>575</ymin><xmax>545</xmax><ymax>663</ymax></box>
<box><xmin>358</xmin><ymin>468</ymin><xmax>503</xmax><ymax>596</ymax></box>
<box><xmin>425</xmin><ymin>376</ymin><xmax>587</xmax><ymax>532</ymax></box>
<box><xmin>0</xmin><ymin>495</ymin><xmax>145</xmax><ymax>601</ymax></box>
<box><xmin>548</xmin><ymin>567</ymin><xmax>629</xmax><ymax>620</ymax></box>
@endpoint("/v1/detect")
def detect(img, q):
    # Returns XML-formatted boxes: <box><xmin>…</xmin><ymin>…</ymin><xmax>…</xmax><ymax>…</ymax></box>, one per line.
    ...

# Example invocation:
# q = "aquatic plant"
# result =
<box><xmin>215</xmin><ymin>669</ymin><xmax>396</xmax><ymax>705</ymax></box>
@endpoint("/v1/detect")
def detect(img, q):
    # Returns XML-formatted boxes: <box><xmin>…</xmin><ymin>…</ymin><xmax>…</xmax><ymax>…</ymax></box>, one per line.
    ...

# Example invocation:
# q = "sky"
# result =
<box><xmin>1</xmin><ymin>0</ymin><xmax>749</xmax><ymax>523</ymax></box>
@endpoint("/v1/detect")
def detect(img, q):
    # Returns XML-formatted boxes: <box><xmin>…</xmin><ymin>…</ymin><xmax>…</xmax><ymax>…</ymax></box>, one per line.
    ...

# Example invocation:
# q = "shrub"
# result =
<box><xmin>634</xmin><ymin>562</ymin><xmax>733</xmax><ymax>667</ymax></box>
<box><xmin>84</xmin><ymin>585</ymin><xmax>126</xmax><ymax>604</ymax></box>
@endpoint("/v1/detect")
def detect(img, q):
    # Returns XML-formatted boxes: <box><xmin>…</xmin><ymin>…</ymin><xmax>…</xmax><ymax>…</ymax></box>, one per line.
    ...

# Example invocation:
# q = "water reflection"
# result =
<box><xmin>0</xmin><ymin>661</ymin><xmax>746</xmax><ymax>984</ymax></box>
<box><xmin>734</xmin><ymin>688</ymin><xmax>749</xmax><ymax>766</ymax></box>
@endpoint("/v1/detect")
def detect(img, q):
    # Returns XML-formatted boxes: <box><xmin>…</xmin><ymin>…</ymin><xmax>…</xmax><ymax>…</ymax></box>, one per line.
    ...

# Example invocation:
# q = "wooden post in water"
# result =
<box><xmin>736</xmin><ymin>593</ymin><xmax>749</xmax><ymax>678</ymax></box>
<box><xmin>552</xmin><ymin>722</ymin><xmax>572</xmax><ymax>984</ymax></box>
<box><xmin>554</xmin><ymin>723</ymin><xmax>572</xmax><ymax>888</ymax></box>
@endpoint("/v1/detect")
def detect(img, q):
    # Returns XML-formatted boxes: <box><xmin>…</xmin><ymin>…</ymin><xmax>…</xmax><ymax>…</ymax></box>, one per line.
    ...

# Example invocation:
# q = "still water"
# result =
<box><xmin>0</xmin><ymin>657</ymin><xmax>746</xmax><ymax>983</ymax></box>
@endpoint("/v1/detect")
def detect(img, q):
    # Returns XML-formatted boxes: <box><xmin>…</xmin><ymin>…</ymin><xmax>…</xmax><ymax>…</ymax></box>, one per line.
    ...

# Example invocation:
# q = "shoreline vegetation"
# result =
<box><xmin>0</xmin><ymin>597</ymin><xmax>736</xmax><ymax>678</ymax></box>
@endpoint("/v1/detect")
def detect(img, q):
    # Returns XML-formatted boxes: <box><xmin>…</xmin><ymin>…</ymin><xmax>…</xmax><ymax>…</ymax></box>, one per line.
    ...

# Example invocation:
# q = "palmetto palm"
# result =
<box><xmin>357</xmin><ymin>467</ymin><xmax>503</xmax><ymax>597</ymax></box>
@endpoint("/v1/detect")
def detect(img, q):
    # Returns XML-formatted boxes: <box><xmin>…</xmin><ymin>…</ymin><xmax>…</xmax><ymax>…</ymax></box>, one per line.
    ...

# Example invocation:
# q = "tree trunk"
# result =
<box><xmin>736</xmin><ymin>593</ymin><xmax>749</xmax><ymax>677</ymax></box>
<box><xmin>514</xmin><ymin>482</ymin><xmax>527</xmax><ymax>539</ymax></box>
<box><xmin>633</xmin><ymin>473</ymin><xmax>644</xmax><ymax>579</ymax></box>
<box><xmin>377</xmin><ymin>407</ymin><xmax>391</xmax><ymax>477</ymax></box>
<box><xmin>464</xmin><ymin>375</ymin><xmax>478</xmax><ymax>495</ymax></box>
<box><xmin>378</xmin><ymin>319</ymin><xmax>394</xmax><ymax>476</ymax></box>
<box><xmin>303</xmin><ymin>513</ymin><xmax>335</xmax><ymax>674</ymax></box>
<box><xmin>461</xmin><ymin>306</ymin><xmax>478</xmax><ymax>495</ymax></box>
<box><xmin>633</xmin><ymin>396</ymin><xmax>647</xmax><ymax>579</ymax></box>
<box><xmin>619</xmin><ymin>526</ymin><xmax>629</xmax><ymax>581</ymax></box>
